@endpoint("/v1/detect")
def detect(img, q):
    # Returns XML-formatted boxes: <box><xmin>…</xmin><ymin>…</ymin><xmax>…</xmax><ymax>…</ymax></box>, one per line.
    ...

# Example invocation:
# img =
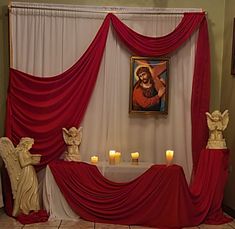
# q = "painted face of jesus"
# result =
<box><xmin>138</xmin><ymin>71</ymin><xmax>151</xmax><ymax>84</ymax></box>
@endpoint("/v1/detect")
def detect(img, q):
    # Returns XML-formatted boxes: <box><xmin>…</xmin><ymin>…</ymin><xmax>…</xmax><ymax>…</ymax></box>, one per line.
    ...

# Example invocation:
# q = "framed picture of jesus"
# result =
<box><xmin>129</xmin><ymin>56</ymin><xmax>169</xmax><ymax>115</ymax></box>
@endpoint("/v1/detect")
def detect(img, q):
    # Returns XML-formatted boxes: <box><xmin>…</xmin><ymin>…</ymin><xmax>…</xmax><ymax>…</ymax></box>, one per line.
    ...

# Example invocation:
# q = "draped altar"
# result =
<box><xmin>50</xmin><ymin>161</ymin><xmax>196</xmax><ymax>228</ymax></box>
<box><xmin>45</xmin><ymin>148</ymin><xmax>232</xmax><ymax>228</ymax></box>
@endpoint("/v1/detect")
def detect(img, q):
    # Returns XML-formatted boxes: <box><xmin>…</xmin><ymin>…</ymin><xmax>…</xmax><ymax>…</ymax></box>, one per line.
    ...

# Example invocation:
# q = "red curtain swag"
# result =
<box><xmin>4</xmin><ymin>12</ymin><xmax>210</xmax><ymax>218</ymax></box>
<box><xmin>6</xmin><ymin>14</ymin><xmax>111</xmax><ymax>168</ymax></box>
<box><xmin>110</xmin><ymin>13</ymin><xmax>205</xmax><ymax>56</ymax></box>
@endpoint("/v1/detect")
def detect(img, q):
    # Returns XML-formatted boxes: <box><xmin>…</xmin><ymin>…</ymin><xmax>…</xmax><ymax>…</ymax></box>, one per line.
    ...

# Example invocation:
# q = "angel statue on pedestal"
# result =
<box><xmin>62</xmin><ymin>127</ymin><xmax>82</xmax><ymax>162</ymax></box>
<box><xmin>206</xmin><ymin>110</ymin><xmax>229</xmax><ymax>149</ymax></box>
<box><xmin>0</xmin><ymin>137</ymin><xmax>41</xmax><ymax>217</ymax></box>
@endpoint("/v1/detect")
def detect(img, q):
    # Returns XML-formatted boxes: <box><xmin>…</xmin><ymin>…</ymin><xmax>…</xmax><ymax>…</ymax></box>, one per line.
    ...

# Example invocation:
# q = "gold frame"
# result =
<box><xmin>129</xmin><ymin>56</ymin><xmax>169</xmax><ymax>115</ymax></box>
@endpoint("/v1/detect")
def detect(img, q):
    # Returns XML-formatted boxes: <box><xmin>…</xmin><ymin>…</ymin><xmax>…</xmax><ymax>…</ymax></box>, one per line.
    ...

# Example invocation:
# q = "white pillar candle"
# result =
<box><xmin>131</xmin><ymin>152</ymin><xmax>139</xmax><ymax>165</ymax></box>
<box><xmin>131</xmin><ymin>152</ymin><xmax>139</xmax><ymax>159</ymax></box>
<box><xmin>109</xmin><ymin>150</ymin><xmax>116</xmax><ymax>165</ymax></box>
<box><xmin>91</xmin><ymin>156</ymin><xmax>98</xmax><ymax>164</ymax></box>
<box><xmin>115</xmin><ymin>152</ymin><xmax>121</xmax><ymax>164</ymax></box>
<box><xmin>166</xmin><ymin>150</ymin><xmax>174</xmax><ymax>166</ymax></box>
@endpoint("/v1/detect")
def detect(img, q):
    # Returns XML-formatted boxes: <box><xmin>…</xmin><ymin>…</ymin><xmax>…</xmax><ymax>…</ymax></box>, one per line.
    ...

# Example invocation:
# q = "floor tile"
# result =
<box><xmin>60</xmin><ymin>218</ymin><xmax>94</xmax><ymax>228</ymax></box>
<box><xmin>95</xmin><ymin>222</ymin><xmax>129</xmax><ymax>229</ymax></box>
<box><xmin>130</xmin><ymin>225</ymin><xmax>199</xmax><ymax>229</ymax></box>
<box><xmin>23</xmin><ymin>219</ymin><xmax>61</xmax><ymax>227</ymax></box>
<box><xmin>228</xmin><ymin>220</ymin><xmax>235</xmax><ymax>228</ymax></box>
<box><xmin>0</xmin><ymin>211</ymin><xmax>23</xmax><ymax>227</ymax></box>
<box><xmin>23</xmin><ymin>226</ymin><xmax>59</xmax><ymax>229</ymax></box>
<box><xmin>199</xmin><ymin>223</ymin><xmax>233</xmax><ymax>229</ymax></box>
<box><xmin>0</xmin><ymin>225</ymin><xmax>23</xmax><ymax>229</ymax></box>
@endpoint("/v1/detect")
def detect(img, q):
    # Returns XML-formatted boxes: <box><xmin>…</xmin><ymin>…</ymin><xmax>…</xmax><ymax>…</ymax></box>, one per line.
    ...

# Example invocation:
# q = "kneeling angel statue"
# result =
<box><xmin>206</xmin><ymin>110</ymin><xmax>229</xmax><ymax>149</ymax></box>
<box><xmin>62</xmin><ymin>126</ymin><xmax>82</xmax><ymax>162</ymax></box>
<box><xmin>0</xmin><ymin>137</ymin><xmax>41</xmax><ymax>217</ymax></box>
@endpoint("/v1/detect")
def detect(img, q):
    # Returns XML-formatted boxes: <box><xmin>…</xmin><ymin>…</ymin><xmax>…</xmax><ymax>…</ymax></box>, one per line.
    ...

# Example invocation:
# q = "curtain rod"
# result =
<box><xmin>8</xmin><ymin>4</ymin><xmax>205</xmax><ymax>15</ymax></box>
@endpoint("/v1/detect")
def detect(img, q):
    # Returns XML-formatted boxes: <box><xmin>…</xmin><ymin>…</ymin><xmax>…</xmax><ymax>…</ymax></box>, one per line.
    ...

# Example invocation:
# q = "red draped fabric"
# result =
<box><xmin>110</xmin><ymin>13</ymin><xmax>204</xmax><ymax>56</ymax></box>
<box><xmin>50</xmin><ymin>161</ymin><xmax>198</xmax><ymax>228</ymax></box>
<box><xmin>5</xmin><ymin>14</ymin><xmax>111</xmax><ymax>168</ymax></box>
<box><xmin>190</xmin><ymin>149</ymin><xmax>232</xmax><ymax>224</ymax></box>
<box><xmin>4</xmin><ymin>12</ymin><xmax>210</xmax><ymax>218</ymax></box>
<box><xmin>48</xmin><ymin>149</ymin><xmax>232</xmax><ymax>228</ymax></box>
<box><xmin>191</xmin><ymin>18</ymin><xmax>211</xmax><ymax>173</ymax></box>
<box><xmin>16</xmin><ymin>210</ymin><xmax>49</xmax><ymax>225</ymax></box>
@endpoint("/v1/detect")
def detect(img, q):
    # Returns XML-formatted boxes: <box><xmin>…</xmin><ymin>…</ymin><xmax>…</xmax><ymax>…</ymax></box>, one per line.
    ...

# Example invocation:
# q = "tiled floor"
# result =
<box><xmin>0</xmin><ymin>208</ymin><xmax>235</xmax><ymax>229</ymax></box>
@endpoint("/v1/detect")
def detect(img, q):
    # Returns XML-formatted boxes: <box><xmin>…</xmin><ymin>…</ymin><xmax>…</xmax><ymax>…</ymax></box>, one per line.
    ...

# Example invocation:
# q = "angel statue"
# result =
<box><xmin>0</xmin><ymin>137</ymin><xmax>41</xmax><ymax>217</ymax></box>
<box><xmin>62</xmin><ymin>126</ymin><xmax>82</xmax><ymax>162</ymax></box>
<box><xmin>206</xmin><ymin>110</ymin><xmax>229</xmax><ymax>149</ymax></box>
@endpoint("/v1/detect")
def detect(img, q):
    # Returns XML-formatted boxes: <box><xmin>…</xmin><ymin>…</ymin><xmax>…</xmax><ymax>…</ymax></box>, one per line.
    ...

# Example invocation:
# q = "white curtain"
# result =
<box><xmin>10</xmin><ymin>2</ymin><xmax>201</xmax><ymax>181</ymax></box>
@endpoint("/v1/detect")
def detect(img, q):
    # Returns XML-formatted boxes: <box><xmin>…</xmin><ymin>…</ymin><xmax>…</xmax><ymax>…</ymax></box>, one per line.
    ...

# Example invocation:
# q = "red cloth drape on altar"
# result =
<box><xmin>49</xmin><ymin>149</ymin><xmax>232</xmax><ymax>228</ymax></box>
<box><xmin>50</xmin><ymin>161</ymin><xmax>198</xmax><ymax>228</ymax></box>
<box><xmin>4</xmin><ymin>12</ymin><xmax>210</xmax><ymax>220</ymax></box>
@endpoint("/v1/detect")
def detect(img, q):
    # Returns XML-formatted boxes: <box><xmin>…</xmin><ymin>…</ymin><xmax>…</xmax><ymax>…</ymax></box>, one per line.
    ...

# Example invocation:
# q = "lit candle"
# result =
<box><xmin>166</xmin><ymin>150</ymin><xmax>174</xmax><ymax>166</ymax></box>
<box><xmin>131</xmin><ymin>152</ymin><xmax>139</xmax><ymax>165</ymax></box>
<box><xmin>109</xmin><ymin>150</ymin><xmax>116</xmax><ymax>165</ymax></box>
<box><xmin>131</xmin><ymin>152</ymin><xmax>139</xmax><ymax>159</ymax></box>
<box><xmin>115</xmin><ymin>152</ymin><xmax>121</xmax><ymax>164</ymax></box>
<box><xmin>90</xmin><ymin>156</ymin><xmax>98</xmax><ymax>164</ymax></box>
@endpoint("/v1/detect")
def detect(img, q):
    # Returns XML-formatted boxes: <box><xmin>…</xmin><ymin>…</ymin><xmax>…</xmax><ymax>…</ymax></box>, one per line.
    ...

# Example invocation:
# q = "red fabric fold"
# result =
<box><xmin>190</xmin><ymin>149</ymin><xmax>233</xmax><ymax>224</ymax></box>
<box><xmin>50</xmin><ymin>161</ymin><xmax>198</xmax><ymax>228</ymax></box>
<box><xmin>191</xmin><ymin>18</ymin><xmax>211</xmax><ymax>173</ymax></box>
<box><xmin>5</xmin><ymin>14</ymin><xmax>111</xmax><ymax>169</ymax></box>
<box><xmin>110</xmin><ymin>13</ymin><xmax>204</xmax><ymax>56</ymax></box>
<box><xmin>17</xmin><ymin>210</ymin><xmax>49</xmax><ymax>225</ymax></box>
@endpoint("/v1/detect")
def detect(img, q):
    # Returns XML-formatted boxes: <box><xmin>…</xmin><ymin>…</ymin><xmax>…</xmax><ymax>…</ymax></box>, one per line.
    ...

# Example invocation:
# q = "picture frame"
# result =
<box><xmin>231</xmin><ymin>18</ymin><xmax>235</xmax><ymax>75</ymax></box>
<box><xmin>129</xmin><ymin>56</ymin><xmax>169</xmax><ymax>115</ymax></box>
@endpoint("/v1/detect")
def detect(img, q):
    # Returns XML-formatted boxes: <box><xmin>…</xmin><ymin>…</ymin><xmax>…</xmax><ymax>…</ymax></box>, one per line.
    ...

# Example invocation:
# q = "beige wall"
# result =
<box><xmin>221</xmin><ymin>0</ymin><xmax>235</xmax><ymax>209</ymax></box>
<box><xmin>1</xmin><ymin>0</ymin><xmax>234</xmax><ymax>208</ymax></box>
<box><xmin>0</xmin><ymin>0</ymin><xmax>9</xmax><ymax>137</ymax></box>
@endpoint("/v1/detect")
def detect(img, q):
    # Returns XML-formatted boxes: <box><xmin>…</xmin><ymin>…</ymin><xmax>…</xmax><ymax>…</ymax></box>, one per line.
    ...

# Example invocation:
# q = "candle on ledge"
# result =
<box><xmin>115</xmin><ymin>152</ymin><xmax>121</xmax><ymax>164</ymax></box>
<box><xmin>90</xmin><ymin>156</ymin><xmax>98</xmax><ymax>164</ymax></box>
<box><xmin>166</xmin><ymin>150</ymin><xmax>174</xmax><ymax>166</ymax></box>
<box><xmin>109</xmin><ymin>150</ymin><xmax>116</xmax><ymax>165</ymax></box>
<box><xmin>131</xmin><ymin>152</ymin><xmax>139</xmax><ymax>165</ymax></box>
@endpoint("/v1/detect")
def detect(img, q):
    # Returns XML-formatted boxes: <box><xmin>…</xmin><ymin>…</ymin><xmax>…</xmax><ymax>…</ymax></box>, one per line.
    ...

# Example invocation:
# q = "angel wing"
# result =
<box><xmin>205</xmin><ymin>112</ymin><xmax>217</xmax><ymax>131</ymax></box>
<box><xmin>0</xmin><ymin>137</ymin><xmax>22</xmax><ymax>199</ymax></box>
<box><xmin>74</xmin><ymin>127</ymin><xmax>83</xmax><ymax>146</ymax></box>
<box><xmin>62</xmin><ymin>128</ymin><xmax>69</xmax><ymax>144</ymax></box>
<box><xmin>221</xmin><ymin>110</ymin><xmax>229</xmax><ymax>130</ymax></box>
